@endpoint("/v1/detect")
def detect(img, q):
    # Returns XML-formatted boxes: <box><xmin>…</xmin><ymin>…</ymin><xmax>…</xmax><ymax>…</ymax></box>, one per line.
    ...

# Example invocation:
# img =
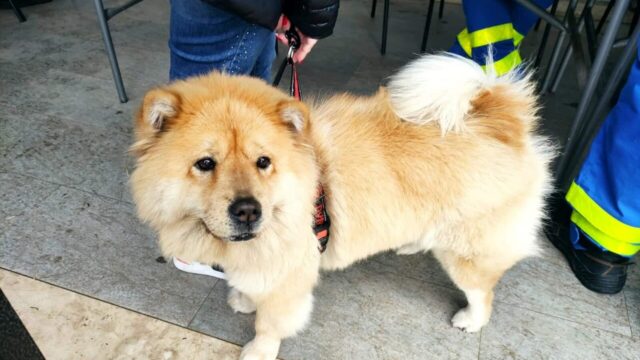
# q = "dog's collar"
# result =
<box><xmin>313</xmin><ymin>185</ymin><xmax>330</xmax><ymax>253</ymax></box>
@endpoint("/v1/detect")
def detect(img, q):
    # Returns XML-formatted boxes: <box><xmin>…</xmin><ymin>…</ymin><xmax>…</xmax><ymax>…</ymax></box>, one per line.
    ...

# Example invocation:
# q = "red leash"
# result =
<box><xmin>272</xmin><ymin>30</ymin><xmax>330</xmax><ymax>253</ymax></box>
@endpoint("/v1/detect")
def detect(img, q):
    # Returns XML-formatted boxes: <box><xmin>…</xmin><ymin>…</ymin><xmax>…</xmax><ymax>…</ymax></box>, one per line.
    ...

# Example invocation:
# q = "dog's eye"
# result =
<box><xmin>195</xmin><ymin>157</ymin><xmax>216</xmax><ymax>171</ymax></box>
<box><xmin>256</xmin><ymin>156</ymin><xmax>271</xmax><ymax>169</ymax></box>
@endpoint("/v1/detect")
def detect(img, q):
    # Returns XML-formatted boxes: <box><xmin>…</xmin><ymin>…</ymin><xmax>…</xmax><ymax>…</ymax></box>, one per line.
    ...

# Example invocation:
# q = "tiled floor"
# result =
<box><xmin>0</xmin><ymin>269</ymin><xmax>242</xmax><ymax>359</ymax></box>
<box><xmin>1</xmin><ymin>0</ymin><xmax>639</xmax><ymax>359</ymax></box>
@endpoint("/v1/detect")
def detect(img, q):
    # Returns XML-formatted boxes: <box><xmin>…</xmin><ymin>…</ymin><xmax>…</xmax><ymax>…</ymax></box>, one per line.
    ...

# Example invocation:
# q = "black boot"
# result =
<box><xmin>544</xmin><ymin>194</ymin><xmax>633</xmax><ymax>294</ymax></box>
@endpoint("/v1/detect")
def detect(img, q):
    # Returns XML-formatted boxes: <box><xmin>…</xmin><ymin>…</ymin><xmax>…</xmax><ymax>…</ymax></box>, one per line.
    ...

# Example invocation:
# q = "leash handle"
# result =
<box><xmin>272</xmin><ymin>29</ymin><xmax>302</xmax><ymax>100</ymax></box>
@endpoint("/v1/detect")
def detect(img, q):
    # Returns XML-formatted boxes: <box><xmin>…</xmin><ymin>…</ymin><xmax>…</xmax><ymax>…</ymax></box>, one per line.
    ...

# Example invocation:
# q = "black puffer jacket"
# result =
<box><xmin>203</xmin><ymin>0</ymin><xmax>339</xmax><ymax>39</ymax></box>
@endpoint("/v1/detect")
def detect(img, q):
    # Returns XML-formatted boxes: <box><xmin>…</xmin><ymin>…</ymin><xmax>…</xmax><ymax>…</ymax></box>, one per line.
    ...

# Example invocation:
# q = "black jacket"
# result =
<box><xmin>203</xmin><ymin>0</ymin><xmax>339</xmax><ymax>39</ymax></box>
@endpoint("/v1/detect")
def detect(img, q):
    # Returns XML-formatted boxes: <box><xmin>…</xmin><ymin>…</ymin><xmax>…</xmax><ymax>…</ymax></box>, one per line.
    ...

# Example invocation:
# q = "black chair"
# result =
<box><xmin>93</xmin><ymin>0</ymin><xmax>144</xmax><ymax>103</ymax></box>
<box><xmin>8</xmin><ymin>0</ymin><xmax>27</xmax><ymax>22</ymax></box>
<box><xmin>371</xmin><ymin>0</ymin><xmax>444</xmax><ymax>54</ymax></box>
<box><xmin>545</xmin><ymin>0</ymin><xmax>640</xmax><ymax>94</ymax></box>
<box><xmin>553</xmin><ymin>1</ymin><xmax>637</xmax><ymax>191</ymax></box>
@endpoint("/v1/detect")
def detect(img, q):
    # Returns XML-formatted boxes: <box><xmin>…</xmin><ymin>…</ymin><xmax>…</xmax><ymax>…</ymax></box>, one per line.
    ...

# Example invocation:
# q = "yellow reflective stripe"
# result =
<box><xmin>457</xmin><ymin>28</ymin><xmax>472</xmax><ymax>57</ymax></box>
<box><xmin>481</xmin><ymin>50</ymin><xmax>522</xmax><ymax>76</ymax></box>
<box><xmin>566</xmin><ymin>181</ymin><xmax>640</xmax><ymax>244</ymax></box>
<box><xmin>468</xmin><ymin>23</ymin><xmax>515</xmax><ymax>48</ymax></box>
<box><xmin>571</xmin><ymin>210</ymin><xmax>640</xmax><ymax>256</ymax></box>
<box><xmin>514</xmin><ymin>30</ymin><xmax>524</xmax><ymax>46</ymax></box>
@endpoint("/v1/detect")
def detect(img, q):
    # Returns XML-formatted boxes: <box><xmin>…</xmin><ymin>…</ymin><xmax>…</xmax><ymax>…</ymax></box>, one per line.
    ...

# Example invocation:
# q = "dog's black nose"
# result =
<box><xmin>228</xmin><ymin>197</ymin><xmax>262</xmax><ymax>225</ymax></box>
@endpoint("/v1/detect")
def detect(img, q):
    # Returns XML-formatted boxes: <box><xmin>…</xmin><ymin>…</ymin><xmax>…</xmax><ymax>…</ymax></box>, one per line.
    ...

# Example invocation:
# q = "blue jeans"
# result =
<box><xmin>169</xmin><ymin>0</ymin><xmax>276</xmax><ymax>81</ymax></box>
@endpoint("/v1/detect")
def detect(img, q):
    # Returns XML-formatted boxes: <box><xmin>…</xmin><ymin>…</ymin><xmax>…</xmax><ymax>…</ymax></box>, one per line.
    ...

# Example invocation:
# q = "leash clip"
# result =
<box><xmin>285</xmin><ymin>29</ymin><xmax>300</xmax><ymax>62</ymax></box>
<box><xmin>287</xmin><ymin>45</ymin><xmax>296</xmax><ymax>61</ymax></box>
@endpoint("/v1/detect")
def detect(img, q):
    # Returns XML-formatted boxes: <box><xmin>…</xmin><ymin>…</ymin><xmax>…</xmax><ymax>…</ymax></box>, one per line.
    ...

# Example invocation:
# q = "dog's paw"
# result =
<box><xmin>228</xmin><ymin>288</ymin><xmax>256</xmax><ymax>314</ymax></box>
<box><xmin>240</xmin><ymin>337</ymin><xmax>280</xmax><ymax>360</ymax></box>
<box><xmin>451</xmin><ymin>307</ymin><xmax>486</xmax><ymax>333</ymax></box>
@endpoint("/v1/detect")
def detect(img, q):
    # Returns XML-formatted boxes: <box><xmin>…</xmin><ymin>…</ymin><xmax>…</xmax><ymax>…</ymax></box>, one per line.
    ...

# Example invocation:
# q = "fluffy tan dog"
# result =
<box><xmin>130</xmin><ymin>54</ymin><xmax>553</xmax><ymax>359</ymax></box>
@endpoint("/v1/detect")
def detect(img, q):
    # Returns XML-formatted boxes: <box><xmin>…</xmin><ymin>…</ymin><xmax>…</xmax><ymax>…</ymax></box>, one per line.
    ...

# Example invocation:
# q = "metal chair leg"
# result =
<box><xmin>584</xmin><ymin>7</ymin><xmax>597</xmax><ymax>58</ymax></box>
<box><xmin>438</xmin><ymin>0</ymin><xmax>444</xmax><ymax>19</ymax></box>
<box><xmin>371</xmin><ymin>0</ymin><xmax>377</xmax><ymax>18</ymax></box>
<box><xmin>549</xmin><ymin>0</ymin><xmax>597</xmax><ymax>93</ymax></box>
<box><xmin>560</xmin><ymin>24</ymin><xmax>640</xmax><ymax>190</ymax></box>
<box><xmin>93</xmin><ymin>0</ymin><xmax>128</xmax><ymax>103</ymax></box>
<box><xmin>554</xmin><ymin>0</ymin><xmax>631</xmax><ymax>190</ymax></box>
<box><xmin>596</xmin><ymin>0</ymin><xmax>616</xmax><ymax>35</ymax></box>
<box><xmin>421</xmin><ymin>0</ymin><xmax>436</xmax><ymax>53</ymax></box>
<box><xmin>540</xmin><ymin>0</ymin><xmax>578</xmax><ymax>93</ymax></box>
<box><xmin>8</xmin><ymin>0</ymin><xmax>27</xmax><ymax>22</ymax></box>
<box><xmin>381</xmin><ymin>0</ymin><xmax>389</xmax><ymax>54</ymax></box>
<box><xmin>534</xmin><ymin>0</ymin><xmax>560</xmax><ymax>68</ymax></box>
<box><xmin>630</xmin><ymin>0</ymin><xmax>640</xmax><ymax>36</ymax></box>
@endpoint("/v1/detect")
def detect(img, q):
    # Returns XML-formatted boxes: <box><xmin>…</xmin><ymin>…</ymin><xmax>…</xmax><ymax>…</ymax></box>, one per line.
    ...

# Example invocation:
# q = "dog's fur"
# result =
<box><xmin>130</xmin><ymin>54</ymin><xmax>553</xmax><ymax>360</ymax></box>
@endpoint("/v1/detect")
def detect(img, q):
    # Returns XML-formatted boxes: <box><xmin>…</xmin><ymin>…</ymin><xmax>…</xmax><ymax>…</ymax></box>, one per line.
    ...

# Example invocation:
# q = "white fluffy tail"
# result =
<box><xmin>387</xmin><ymin>53</ymin><xmax>531</xmax><ymax>134</ymax></box>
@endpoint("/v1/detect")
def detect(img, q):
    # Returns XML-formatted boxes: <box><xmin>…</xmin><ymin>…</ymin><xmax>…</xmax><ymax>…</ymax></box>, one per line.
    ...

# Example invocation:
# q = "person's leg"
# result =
<box><xmin>449</xmin><ymin>0</ymin><xmax>553</xmax><ymax>75</ymax></box>
<box><xmin>250</xmin><ymin>32</ymin><xmax>277</xmax><ymax>81</ymax></box>
<box><xmin>562</xmin><ymin>41</ymin><xmax>640</xmax><ymax>293</ymax></box>
<box><xmin>448</xmin><ymin>0</ymin><xmax>518</xmax><ymax>74</ymax></box>
<box><xmin>169</xmin><ymin>0</ymin><xmax>275</xmax><ymax>81</ymax></box>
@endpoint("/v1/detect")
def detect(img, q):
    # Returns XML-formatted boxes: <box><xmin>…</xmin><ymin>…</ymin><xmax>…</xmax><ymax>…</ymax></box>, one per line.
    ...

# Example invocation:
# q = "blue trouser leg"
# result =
<box><xmin>449</xmin><ymin>0</ymin><xmax>513</xmax><ymax>60</ymax></box>
<box><xmin>566</xmin><ymin>39</ymin><xmax>640</xmax><ymax>257</ymax></box>
<box><xmin>169</xmin><ymin>0</ymin><xmax>276</xmax><ymax>82</ymax></box>
<box><xmin>449</xmin><ymin>0</ymin><xmax>552</xmax><ymax>71</ymax></box>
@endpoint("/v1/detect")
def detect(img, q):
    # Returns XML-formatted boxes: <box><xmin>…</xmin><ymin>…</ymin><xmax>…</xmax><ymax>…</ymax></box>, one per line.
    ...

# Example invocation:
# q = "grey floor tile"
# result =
<box><xmin>626</xmin><ymin>259</ymin><xmax>640</xmax><ymax>288</ymax></box>
<box><xmin>0</xmin><ymin>179</ymin><xmax>218</xmax><ymax>325</ymax></box>
<box><xmin>0</xmin><ymin>173</ymin><xmax>61</xmax><ymax>270</ymax></box>
<box><xmin>0</xmin><ymin>3</ymin><xmax>98</xmax><ymax>43</ymax></box>
<box><xmin>342</xmin><ymin>52</ymin><xmax>414</xmax><ymax>94</ymax></box>
<box><xmin>625</xmin><ymin>262</ymin><xmax>640</xmax><ymax>338</ymax></box>
<box><xmin>366</xmin><ymin>250</ymin><xmax>455</xmax><ymax>288</ymax></box>
<box><xmin>0</xmin><ymin>65</ymin><xmax>138</xmax><ymax>125</ymax></box>
<box><xmin>0</xmin><ymin>171</ymin><xmax>60</xmax><ymax>222</ymax></box>
<box><xmin>0</xmin><ymin>110</ymin><xmax>131</xmax><ymax>200</ymax></box>
<box><xmin>189</xmin><ymin>281</ymin><xmax>254</xmax><ymax>346</ymax></box>
<box><xmin>0</xmin><ymin>33</ymin><xmax>106</xmax><ymax>77</ymax></box>
<box><xmin>624</xmin><ymin>289</ymin><xmax>640</xmax><ymax>338</ymax></box>
<box><xmin>480</xmin><ymin>303</ymin><xmax>640</xmax><ymax>360</ymax></box>
<box><xmin>494</xmin><ymin>246</ymin><xmax>632</xmax><ymax>336</ymax></box>
<box><xmin>368</xmin><ymin>239</ymin><xmax>633</xmax><ymax>337</ymax></box>
<box><xmin>191</xmin><ymin>260</ymin><xmax>481</xmax><ymax>360</ymax></box>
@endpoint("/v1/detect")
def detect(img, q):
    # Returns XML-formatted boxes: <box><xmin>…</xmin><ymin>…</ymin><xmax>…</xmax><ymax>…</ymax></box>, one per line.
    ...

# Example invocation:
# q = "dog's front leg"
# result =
<box><xmin>240</xmin><ymin>289</ymin><xmax>314</xmax><ymax>360</ymax></box>
<box><xmin>228</xmin><ymin>288</ymin><xmax>257</xmax><ymax>314</ymax></box>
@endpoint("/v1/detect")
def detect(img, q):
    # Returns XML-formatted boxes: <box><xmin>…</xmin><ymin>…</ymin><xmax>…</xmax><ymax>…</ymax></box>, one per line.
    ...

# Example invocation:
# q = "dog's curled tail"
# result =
<box><xmin>387</xmin><ymin>53</ymin><xmax>537</xmax><ymax>136</ymax></box>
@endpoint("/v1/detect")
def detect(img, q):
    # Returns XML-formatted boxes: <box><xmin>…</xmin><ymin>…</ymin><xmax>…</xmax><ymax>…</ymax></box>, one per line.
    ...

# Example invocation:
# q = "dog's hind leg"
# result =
<box><xmin>433</xmin><ymin>249</ymin><xmax>511</xmax><ymax>333</ymax></box>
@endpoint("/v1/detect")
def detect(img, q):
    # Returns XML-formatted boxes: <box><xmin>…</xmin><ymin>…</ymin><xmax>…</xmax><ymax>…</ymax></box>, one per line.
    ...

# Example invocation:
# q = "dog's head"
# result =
<box><xmin>130</xmin><ymin>74</ymin><xmax>318</xmax><ymax>244</ymax></box>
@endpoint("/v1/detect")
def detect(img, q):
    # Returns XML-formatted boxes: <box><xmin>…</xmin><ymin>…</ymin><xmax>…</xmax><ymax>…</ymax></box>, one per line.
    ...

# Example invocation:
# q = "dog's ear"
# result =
<box><xmin>131</xmin><ymin>88</ymin><xmax>181</xmax><ymax>157</ymax></box>
<box><xmin>277</xmin><ymin>99</ymin><xmax>309</xmax><ymax>133</ymax></box>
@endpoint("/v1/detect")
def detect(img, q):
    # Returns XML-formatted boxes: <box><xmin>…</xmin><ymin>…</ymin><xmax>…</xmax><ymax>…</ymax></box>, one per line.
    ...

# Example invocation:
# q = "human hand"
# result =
<box><xmin>275</xmin><ymin>16</ymin><xmax>318</xmax><ymax>64</ymax></box>
<box><xmin>275</xmin><ymin>15</ymin><xmax>290</xmax><ymax>34</ymax></box>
